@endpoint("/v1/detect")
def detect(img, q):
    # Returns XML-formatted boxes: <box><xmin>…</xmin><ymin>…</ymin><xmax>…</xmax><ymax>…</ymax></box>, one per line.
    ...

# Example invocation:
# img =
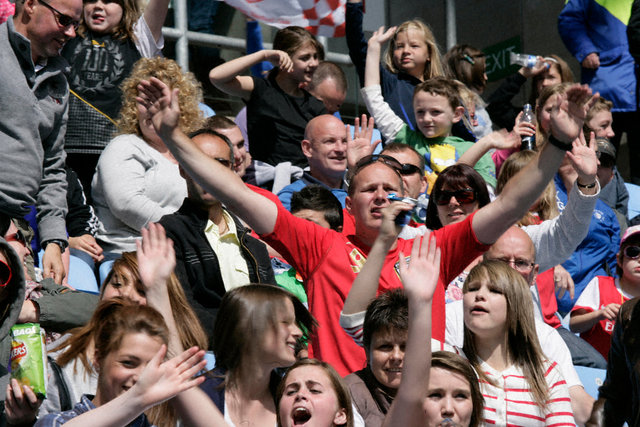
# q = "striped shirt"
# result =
<box><xmin>479</xmin><ymin>360</ymin><xmax>575</xmax><ymax>426</ymax></box>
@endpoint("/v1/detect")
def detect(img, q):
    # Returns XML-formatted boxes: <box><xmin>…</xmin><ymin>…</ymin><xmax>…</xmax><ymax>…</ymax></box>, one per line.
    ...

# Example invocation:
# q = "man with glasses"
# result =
<box><xmin>0</xmin><ymin>0</ymin><xmax>82</xmax><ymax>285</ymax></box>
<box><xmin>158</xmin><ymin>129</ymin><xmax>275</xmax><ymax>343</ymax></box>
<box><xmin>139</xmin><ymin>76</ymin><xmax>598</xmax><ymax>376</ymax></box>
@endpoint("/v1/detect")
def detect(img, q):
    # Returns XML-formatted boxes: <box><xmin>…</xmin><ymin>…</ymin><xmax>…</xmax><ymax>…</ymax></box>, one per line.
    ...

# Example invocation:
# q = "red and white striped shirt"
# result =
<box><xmin>479</xmin><ymin>360</ymin><xmax>575</xmax><ymax>426</ymax></box>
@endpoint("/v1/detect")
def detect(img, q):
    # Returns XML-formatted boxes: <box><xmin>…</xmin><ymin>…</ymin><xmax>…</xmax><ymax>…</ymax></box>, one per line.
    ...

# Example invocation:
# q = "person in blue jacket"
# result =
<box><xmin>558</xmin><ymin>0</ymin><xmax>640</xmax><ymax>183</ymax></box>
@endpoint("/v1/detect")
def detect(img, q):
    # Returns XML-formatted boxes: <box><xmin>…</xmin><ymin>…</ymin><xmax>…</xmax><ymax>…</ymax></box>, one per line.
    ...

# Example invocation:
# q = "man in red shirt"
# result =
<box><xmin>139</xmin><ymin>79</ymin><xmax>598</xmax><ymax>375</ymax></box>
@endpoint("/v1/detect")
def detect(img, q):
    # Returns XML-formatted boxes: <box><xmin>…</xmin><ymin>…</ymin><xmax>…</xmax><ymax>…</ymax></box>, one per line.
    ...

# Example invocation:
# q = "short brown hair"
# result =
<box><xmin>308</xmin><ymin>61</ymin><xmax>347</xmax><ymax>95</ymax></box>
<box><xmin>273</xmin><ymin>26</ymin><xmax>324</xmax><ymax>60</ymax></box>
<box><xmin>414</xmin><ymin>77</ymin><xmax>461</xmax><ymax>111</ymax></box>
<box><xmin>584</xmin><ymin>97</ymin><xmax>614</xmax><ymax>134</ymax></box>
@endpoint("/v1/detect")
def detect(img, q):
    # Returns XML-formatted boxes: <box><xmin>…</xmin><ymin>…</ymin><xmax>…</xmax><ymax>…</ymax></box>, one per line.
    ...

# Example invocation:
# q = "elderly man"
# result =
<box><xmin>0</xmin><ymin>0</ymin><xmax>82</xmax><ymax>284</ymax></box>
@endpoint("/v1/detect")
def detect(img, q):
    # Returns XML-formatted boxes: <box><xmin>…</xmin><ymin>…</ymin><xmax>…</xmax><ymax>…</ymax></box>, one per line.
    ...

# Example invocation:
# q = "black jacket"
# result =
<box><xmin>159</xmin><ymin>199</ymin><xmax>276</xmax><ymax>345</ymax></box>
<box><xmin>486</xmin><ymin>72</ymin><xmax>528</xmax><ymax>131</ymax></box>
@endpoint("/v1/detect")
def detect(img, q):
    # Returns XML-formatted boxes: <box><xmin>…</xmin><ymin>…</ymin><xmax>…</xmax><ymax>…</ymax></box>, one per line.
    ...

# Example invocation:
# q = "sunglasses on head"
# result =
<box><xmin>0</xmin><ymin>260</ymin><xmax>11</xmax><ymax>288</ymax></box>
<box><xmin>435</xmin><ymin>188</ymin><xmax>476</xmax><ymax>206</ymax></box>
<box><xmin>353</xmin><ymin>154</ymin><xmax>403</xmax><ymax>175</ymax></box>
<box><xmin>624</xmin><ymin>245</ymin><xmax>640</xmax><ymax>259</ymax></box>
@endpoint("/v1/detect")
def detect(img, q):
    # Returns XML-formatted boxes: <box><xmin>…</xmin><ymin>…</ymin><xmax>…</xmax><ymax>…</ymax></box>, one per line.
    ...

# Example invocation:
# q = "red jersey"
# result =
<box><xmin>261</xmin><ymin>203</ymin><xmax>489</xmax><ymax>375</ymax></box>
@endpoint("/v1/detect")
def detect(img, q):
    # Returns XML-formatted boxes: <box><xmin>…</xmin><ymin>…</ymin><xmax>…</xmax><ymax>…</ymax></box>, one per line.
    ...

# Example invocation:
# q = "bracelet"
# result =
<box><xmin>577</xmin><ymin>180</ymin><xmax>597</xmax><ymax>189</ymax></box>
<box><xmin>42</xmin><ymin>239</ymin><xmax>68</xmax><ymax>251</ymax></box>
<box><xmin>547</xmin><ymin>134</ymin><xmax>573</xmax><ymax>151</ymax></box>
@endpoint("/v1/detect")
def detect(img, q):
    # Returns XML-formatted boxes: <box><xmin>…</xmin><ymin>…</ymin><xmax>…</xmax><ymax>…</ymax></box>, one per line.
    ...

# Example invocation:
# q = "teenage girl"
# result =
<box><xmin>346</xmin><ymin>0</ymin><xmax>443</xmax><ymax>132</ymax></box>
<box><xmin>62</xmin><ymin>0</ymin><xmax>170</xmax><ymax>196</ymax></box>
<box><xmin>462</xmin><ymin>260</ymin><xmax>575</xmax><ymax>425</ymax></box>
<box><xmin>209</xmin><ymin>26</ymin><xmax>327</xmax><ymax>169</ymax></box>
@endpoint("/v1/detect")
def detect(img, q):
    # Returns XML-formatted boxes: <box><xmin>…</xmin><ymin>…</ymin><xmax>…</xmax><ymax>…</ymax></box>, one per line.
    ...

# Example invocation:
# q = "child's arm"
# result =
<box><xmin>456</xmin><ymin>129</ymin><xmax>519</xmax><ymax>168</ymax></box>
<box><xmin>209</xmin><ymin>50</ymin><xmax>294</xmax><ymax>99</ymax></box>
<box><xmin>342</xmin><ymin>201</ymin><xmax>412</xmax><ymax>315</ymax></box>
<box><xmin>570</xmin><ymin>304</ymin><xmax>621</xmax><ymax>333</ymax></box>
<box><xmin>143</xmin><ymin>0</ymin><xmax>170</xmax><ymax>43</ymax></box>
<box><xmin>383</xmin><ymin>235</ymin><xmax>440</xmax><ymax>427</ymax></box>
<box><xmin>361</xmin><ymin>27</ymin><xmax>406</xmax><ymax>141</ymax></box>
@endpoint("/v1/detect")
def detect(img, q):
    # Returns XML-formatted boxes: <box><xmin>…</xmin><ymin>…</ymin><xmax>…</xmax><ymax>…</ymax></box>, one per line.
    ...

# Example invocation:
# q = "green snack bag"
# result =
<box><xmin>10</xmin><ymin>323</ymin><xmax>47</xmax><ymax>398</ymax></box>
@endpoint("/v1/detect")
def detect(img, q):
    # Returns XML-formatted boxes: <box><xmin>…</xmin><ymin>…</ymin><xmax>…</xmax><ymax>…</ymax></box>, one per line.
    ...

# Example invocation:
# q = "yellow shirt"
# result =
<box><xmin>204</xmin><ymin>210</ymin><xmax>250</xmax><ymax>291</ymax></box>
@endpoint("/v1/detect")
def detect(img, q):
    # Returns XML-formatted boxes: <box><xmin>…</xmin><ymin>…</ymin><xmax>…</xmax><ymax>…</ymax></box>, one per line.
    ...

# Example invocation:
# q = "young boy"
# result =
<box><xmin>570</xmin><ymin>225</ymin><xmax>640</xmax><ymax>359</ymax></box>
<box><xmin>361</xmin><ymin>28</ymin><xmax>496</xmax><ymax>192</ymax></box>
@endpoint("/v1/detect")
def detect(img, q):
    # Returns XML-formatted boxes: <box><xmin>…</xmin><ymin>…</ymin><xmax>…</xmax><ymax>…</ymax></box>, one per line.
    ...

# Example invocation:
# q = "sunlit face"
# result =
<box><xmin>393</xmin><ymin>28</ymin><xmax>430</xmax><ymax>79</ymax></box>
<box><xmin>368</xmin><ymin>328</ymin><xmax>406</xmax><ymax>389</ymax></box>
<box><xmin>538</xmin><ymin>94</ymin><xmax>558</xmax><ymax>135</ymax></box>
<box><xmin>288</xmin><ymin>43</ymin><xmax>320</xmax><ymax>84</ymax></box>
<box><xmin>587</xmin><ymin>110</ymin><xmax>615</xmax><ymax>139</ymax></box>
<box><xmin>27</xmin><ymin>0</ymin><xmax>82</xmax><ymax>62</ymax></box>
<box><xmin>413</xmin><ymin>92</ymin><xmax>462</xmax><ymax>139</ymax></box>
<box><xmin>215</xmin><ymin>126</ymin><xmax>248</xmax><ymax>177</ymax></box>
<box><xmin>303</xmin><ymin>116</ymin><xmax>347</xmax><ymax>180</ymax></box>
<box><xmin>436</xmin><ymin>185</ymin><xmax>479</xmax><ymax>227</ymax></box>
<box><xmin>463</xmin><ymin>277</ymin><xmax>508</xmax><ymax>340</ymax></box>
<box><xmin>618</xmin><ymin>236</ymin><xmax>640</xmax><ymax>284</ymax></box>
<box><xmin>95</xmin><ymin>332</ymin><xmax>163</xmax><ymax>405</ymax></box>
<box><xmin>293</xmin><ymin>209</ymin><xmax>331</xmax><ymax>229</ymax></box>
<box><xmin>279</xmin><ymin>365</ymin><xmax>347</xmax><ymax>427</ymax></box>
<box><xmin>311</xmin><ymin>78</ymin><xmax>346</xmax><ymax>114</ymax></box>
<box><xmin>484</xmin><ymin>229</ymin><xmax>537</xmax><ymax>286</ymax></box>
<box><xmin>346</xmin><ymin>163</ymin><xmax>403</xmax><ymax>235</ymax></box>
<box><xmin>261</xmin><ymin>298</ymin><xmax>302</xmax><ymax>368</ymax></box>
<box><xmin>83</xmin><ymin>0</ymin><xmax>123</xmax><ymax>34</ymax></box>
<box><xmin>184</xmin><ymin>133</ymin><xmax>233</xmax><ymax>207</ymax></box>
<box><xmin>382</xmin><ymin>149</ymin><xmax>426</xmax><ymax>199</ymax></box>
<box><xmin>423</xmin><ymin>367</ymin><xmax>474</xmax><ymax>427</ymax></box>
<box><xmin>101</xmin><ymin>267</ymin><xmax>146</xmax><ymax>305</ymax></box>
<box><xmin>536</xmin><ymin>65</ymin><xmax>562</xmax><ymax>94</ymax></box>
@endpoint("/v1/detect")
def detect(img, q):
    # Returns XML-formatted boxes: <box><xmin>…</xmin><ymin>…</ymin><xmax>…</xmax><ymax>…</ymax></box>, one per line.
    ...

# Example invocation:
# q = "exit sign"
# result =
<box><xmin>483</xmin><ymin>36</ymin><xmax>522</xmax><ymax>82</ymax></box>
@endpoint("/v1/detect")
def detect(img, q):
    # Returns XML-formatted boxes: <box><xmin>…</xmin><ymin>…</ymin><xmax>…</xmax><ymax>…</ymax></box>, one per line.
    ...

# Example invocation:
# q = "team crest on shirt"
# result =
<box><xmin>348</xmin><ymin>248</ymin><xmax>366</xmax><ymax>273</ymax></box>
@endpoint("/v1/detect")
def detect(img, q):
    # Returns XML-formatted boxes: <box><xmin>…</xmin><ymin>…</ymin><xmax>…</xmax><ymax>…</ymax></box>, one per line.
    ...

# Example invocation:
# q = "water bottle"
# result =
<box><xmin>510</xmin><ymin>52</ymin><xmax>541</xmax><ymax>69</ymax></box>
<box><xmin>519</xmin><ymin>104</ymin><xmax>535</xmax><ymax>151</ymax></box>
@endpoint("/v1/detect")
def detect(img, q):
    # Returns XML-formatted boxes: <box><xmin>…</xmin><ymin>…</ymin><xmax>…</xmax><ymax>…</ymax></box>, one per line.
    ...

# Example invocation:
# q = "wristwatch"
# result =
<box><xmin>42</xmin><ymin>239</ymin><xmax>68</xmax><ymax>251</ymax></box>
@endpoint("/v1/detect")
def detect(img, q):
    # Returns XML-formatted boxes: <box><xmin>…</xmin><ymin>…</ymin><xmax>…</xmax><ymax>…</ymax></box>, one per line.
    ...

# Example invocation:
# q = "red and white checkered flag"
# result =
<box><xmin>223</xmin><ymin>0</ymin><xmax>346</xmax><ymax>37</ymax></box>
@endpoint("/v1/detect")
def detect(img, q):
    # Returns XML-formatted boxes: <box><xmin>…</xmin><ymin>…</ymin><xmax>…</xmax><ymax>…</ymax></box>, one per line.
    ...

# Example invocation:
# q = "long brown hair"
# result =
<box><xmin>462</xmin><ymin>260</ymin><xmax>550</xmax><ymax>408</ymax></box>
<box><xmin>497</xmin><ymin>150</ymin><xmax>558</xmax><ymax>225</ymax></box>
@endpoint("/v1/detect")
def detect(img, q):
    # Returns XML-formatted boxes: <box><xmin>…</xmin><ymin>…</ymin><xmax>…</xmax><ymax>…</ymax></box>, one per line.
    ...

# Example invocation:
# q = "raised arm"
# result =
<box><xmin>136</xmin><ymin>77</ymin><xmax>278</xmax><ymax>235</ymax></box>
<box><xmin>208</xmin><ymin>50</ymin><xmax>293</xmax><ymax>99</ymax></box>
<box><xmin>456</xmin><ymin>129</ymin><xmax>518</xmax><ymax>168</ymax></box>
<box><xmin>142</xmin><ymin>0</ymin><xmax>170</xmax><ymax>43</ymax></box>
<box><xmin>383</xmin><ymin>235</ymin><xmax>440</xmax><ymax>427</ymax></box>
<box><xmin>472</xmin><ymin>84</ymin><xmax>598</xmax><ymax>245</ymax></box>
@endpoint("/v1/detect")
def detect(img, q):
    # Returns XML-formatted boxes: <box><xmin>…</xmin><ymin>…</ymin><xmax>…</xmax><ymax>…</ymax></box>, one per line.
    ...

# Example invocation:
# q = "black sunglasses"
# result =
<box><xmin>5</xmin><ymin>230</ymin><xmax>28</xmax><ymax>247</ymax></box>
<box><xmin>354</xmin><ymin>154</ymin><xmax>403</xmax><ymax>174</ymax></box>
<box><xmin>39</xmin><ymin>0</ymin><xmax>80</xmax><ymax>31</ymax></box>
<box><xmin>398</xmin><ymin>163</ymin><xmax>422</xmax><ymax>176</ymax></box>
<box><xmin>0</xmin><ymin>260</ymin><xmax>11</xmax><ymax>288</ymax></box>
<box><xmin>624</xmin><ymin>245</ymin><xmax>640</xmax><ymax>260</ymax></box>
<box><xmin>435</xmin><ymin>188</ymin><xmax>476</xmax><ymax>206</ymax></box>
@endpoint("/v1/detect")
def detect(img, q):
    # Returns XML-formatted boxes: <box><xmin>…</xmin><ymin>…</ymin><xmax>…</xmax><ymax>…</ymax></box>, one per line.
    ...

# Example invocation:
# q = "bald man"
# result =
<box><xmin>277</xmin><ymin>115</ymin><xmax>350</xmax><ymax>210</ymax></box>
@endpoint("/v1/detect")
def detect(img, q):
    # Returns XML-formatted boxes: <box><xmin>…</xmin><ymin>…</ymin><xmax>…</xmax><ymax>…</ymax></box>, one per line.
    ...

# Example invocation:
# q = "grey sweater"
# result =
<box><xmin>0</xmin><ymin>19</ymin><xmax>68</xmax><ymax>243</ymax></box>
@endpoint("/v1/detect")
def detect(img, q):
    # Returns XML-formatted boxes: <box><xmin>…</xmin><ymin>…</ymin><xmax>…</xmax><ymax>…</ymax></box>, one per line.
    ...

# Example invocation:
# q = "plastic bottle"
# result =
<box><xmin>510</xmin><ymin>52</ymin><xmax>542</xmax><ymax>69</ymax></box>
<box><xmin>519</xmin><ymin>104</ymin><xmax>535</xmax><ymax>151</ymax></box>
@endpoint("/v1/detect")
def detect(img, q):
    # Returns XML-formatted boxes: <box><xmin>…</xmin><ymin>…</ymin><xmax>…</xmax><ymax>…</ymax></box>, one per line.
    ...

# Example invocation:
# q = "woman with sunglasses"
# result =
<box><xmin>569</xmin><ymin>225</ymin><xmax>640</xmax><ymax>359</ymax></box>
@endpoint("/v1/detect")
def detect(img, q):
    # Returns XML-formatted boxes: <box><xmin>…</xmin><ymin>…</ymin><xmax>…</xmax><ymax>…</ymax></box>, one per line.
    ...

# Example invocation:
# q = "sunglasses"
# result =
<box><xmin>624</xmin><ymin>245</ymin><xmax>640</xmax><ymax>259</ymax></box>
<box><xmin>354</xmin><ymin>154</ymin><xmax>403</xmax><ymax>174</ymax></box>
<box><xmin>38</xmin><ymin>0</ymin><xmax>80</xmax><ymax>31</ymax></box>
<box><xmin>434</xmin><ymin>188</ymin><xmax>476</xmax><ymax>206</ymax></box>
<box><xmin>398</xmin><ymin>163</ymin><xmax>422</xmax><ymax>176</ymax></box>
<box><xmin>5</xmin><ymin>230</ymin><xmax>28</xmax><ymax>247</ymax></box>
<box><xmin>0</xmin><ymin>260</ymin><xmax>11</xmax><ymax>288</ymax></box>
<box><xmin>214</xmin><ymin>158</ymin><xmax>232</xmax><ymax>168</ymax></box>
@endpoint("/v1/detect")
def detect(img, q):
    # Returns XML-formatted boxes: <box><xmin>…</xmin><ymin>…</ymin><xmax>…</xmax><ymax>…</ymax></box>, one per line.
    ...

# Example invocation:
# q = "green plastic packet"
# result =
<box><xmin>10</xmin><ymin>323</ymin><xmax>47</xmax><ymax>398</ymax></box>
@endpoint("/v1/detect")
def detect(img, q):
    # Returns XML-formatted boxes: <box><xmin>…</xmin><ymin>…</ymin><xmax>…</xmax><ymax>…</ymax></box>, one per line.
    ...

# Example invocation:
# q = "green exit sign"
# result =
<box><xmin>483</xmin><ymin>36</ymin><xmax>522</xmax><ymax>82</ymax></box>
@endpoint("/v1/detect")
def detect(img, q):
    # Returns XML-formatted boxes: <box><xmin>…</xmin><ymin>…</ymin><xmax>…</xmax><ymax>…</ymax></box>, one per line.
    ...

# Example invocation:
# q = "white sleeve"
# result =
<box><xmin>445</xmin><ymin>300</ymin><xmax>464</xmax><ymax>348</ymax></box>
<box><xmin>360</xmin><ymin>85</ymin><xmax>406</xmax><ymax>141</ymax></box>
<box><xmin>133</xmin><ymin>15</ymin><xmax>164</xmax><ymax>58</ymax></box>
<box><xmin>339</xmin><ymin>310</ymin><xmax>366</xmax><ymax>347</ymax></box>
<box><xmin>522</xmin><ymin>180</ymin><xmax>600</xmax><ymax>272</ymax></box>
<box><xmin>536</xmin><ymin>320</ymin><xmax>581</xmax><ymax>388</ymax></box>
<box><xmin>572</xmin><ymin>276</ymin><xmax>601</xmax><ymax>312</ymax></box>
<box><xmin>352</xmin><ymin>404</ymin><xmax>365</xmax><ymax>427</ymax></box>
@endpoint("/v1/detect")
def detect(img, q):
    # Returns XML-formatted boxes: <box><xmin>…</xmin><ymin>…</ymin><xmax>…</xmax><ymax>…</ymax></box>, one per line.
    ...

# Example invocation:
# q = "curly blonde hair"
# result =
<box><xmin>116</xmin><ymin>57</ymin><xmax>204</xmax><ymax>137</ymax></box>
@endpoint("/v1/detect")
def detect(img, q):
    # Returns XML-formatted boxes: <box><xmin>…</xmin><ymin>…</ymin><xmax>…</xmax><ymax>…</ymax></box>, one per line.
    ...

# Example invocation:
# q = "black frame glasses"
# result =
<box><xmin>434</xmin><ymin>188</ymin><xmax>476</xmax><ymax>206</ymax></box>
<box><xmin>5</xmin><ymin>230</ymin><xmax>28</xmax><ymax>247</ymax></box>
<box><xmin>38</xmin><ymin>0</ymin><xmax>80</xmax><ymax>31</ymax></box>
<box><xmin>490</xmin><ymin>257</ymin><xmax>535</xmax><ymax>272</ymax></box>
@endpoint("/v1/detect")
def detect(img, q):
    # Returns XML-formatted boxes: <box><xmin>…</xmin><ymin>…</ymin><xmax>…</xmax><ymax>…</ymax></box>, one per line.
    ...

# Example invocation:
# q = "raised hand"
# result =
<box><xmin>136</xmin><ymin>77</ymin><xmax>180</xmax><ymax>139</ymax></box>
<box><xmin>368</xmin><ymin>26</ymin><xmax>397</xmax><ymax>49</ymax></box>
<box><xmin>549</xmin><ymin>84</ymin><xmax>598</xmax><ymax>143</ymax></box>
<box><xmin>136</xmin><ymin>223</ymin><xmax>176</xmax><ymax>293</ymax></box>
<box><xmin>133</xmin><ymin>345</ymin><xmax>207</xmax><ymax>410</ymax></box>
<box><xmin>566</xmin><ymin>131</ymin><xmax>598</xmax><ymax>185</ymax></box>
<box><xmin>398</xmin><ymin>235</ymin><xmax>440</xmax><ymax>303</ymax></box>
<box><xmin>265</xmin><ymin>49</ymin><xmax>294</xmax><ymax>73</ymax></box>
<box><xmin>347</xmin><ymin>114</ymin><xmax>381</xmax><ymax>169</ymax></box>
